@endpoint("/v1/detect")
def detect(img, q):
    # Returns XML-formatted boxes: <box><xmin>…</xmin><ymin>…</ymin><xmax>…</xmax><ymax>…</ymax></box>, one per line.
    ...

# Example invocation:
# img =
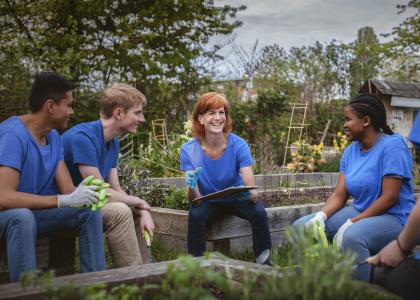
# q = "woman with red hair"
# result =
<box><xmin>180</xmin><ymin>92</ymin><xmax>272</xmax><ymax>264</ymax></box>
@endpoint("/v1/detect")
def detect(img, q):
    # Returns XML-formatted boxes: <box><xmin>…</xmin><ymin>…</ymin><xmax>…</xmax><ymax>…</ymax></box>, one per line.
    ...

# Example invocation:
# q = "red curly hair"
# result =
<box><xmin>191</xmin><ymin>92</ymin><xmax>232</xmax><ymax>140</ymax></box>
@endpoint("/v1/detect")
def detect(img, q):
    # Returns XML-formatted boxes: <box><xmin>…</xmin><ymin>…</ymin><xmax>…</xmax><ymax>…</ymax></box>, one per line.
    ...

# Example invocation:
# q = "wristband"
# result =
<box><xmin>396</xmin><ymin>237</ymin><xmax>411</xmax><ymax>255</ymax></box>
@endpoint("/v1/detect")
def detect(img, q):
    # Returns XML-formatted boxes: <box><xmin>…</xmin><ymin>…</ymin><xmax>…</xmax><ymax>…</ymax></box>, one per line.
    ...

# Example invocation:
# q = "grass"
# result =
<box><xmin>150</xmin><ymin>237</ymin><xmax>186</xmax><ymax>262</ymax></box>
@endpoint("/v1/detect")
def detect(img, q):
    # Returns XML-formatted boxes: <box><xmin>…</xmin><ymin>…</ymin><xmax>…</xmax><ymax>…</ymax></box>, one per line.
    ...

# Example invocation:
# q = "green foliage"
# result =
<box><xmin>0</xmin><ymin>0</ymin><xmax>244</xmax><ymax>126</ymax></box>
<box><xmin>150</xmin><ymin>236</ymin><xmax>186</xmax><ymax>262</ymax></box>
<box><xmin>0</xmin><ymin>0</ymin><xmax>244</xmax><ymax>85</ymax></box>
<box><xmin>118</xmin><ymin>162</ymin><xmax>188</xmax><ymax>209</ymax></box>
<box><xmin>0</xmin><ymin>51</ymin><xmax>31</xmax><ymax>121</ymax></box>
<box><xmin>389</xmin><ymin>0</ymin><xmax>420</xmax><ymax>56</ymax></box>
<box><xmin>230</xmin><ymin>88</ymin><xmax>290</xmax><ymax>172</ymax></box>
<box><xmin>349</xmin><ymin>27</ymin><xmax>383</xmax><ymax>97</ymax></box>
<box><xmin>21</xmin><ymin>233</ymin><xmax>399</xmax><ymax>300</ymax></box>
<box><xmin>317</xmin><ymin>155</ymin><xmax>342</xmax><ymax>173</ymax></box>
<box><xmin>155</xmin><ymin>255</ymin><xmax>238</xmax><ymax>300</ymax></box>
<box><xmin>138</xmin><ymin>131</ymin><xmax>190</xmax><ymax>178</ymax></box>
<box><xmin>308</xmin><ymin>99</ymin><xmax>348</xmax><ymax>145</ymax></box>
<box><xmin>287</xmin><ymin>141</ymin><xmax>325</xmax><ymax>173</ymax></box>
<box><xmin>163</xmin><ymin>186</ymin><xmax>189</xmax><ymax>210</ymax></box>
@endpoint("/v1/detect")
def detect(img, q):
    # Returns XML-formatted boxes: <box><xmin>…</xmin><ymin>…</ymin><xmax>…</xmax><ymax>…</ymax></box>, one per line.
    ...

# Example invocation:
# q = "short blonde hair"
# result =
<box><xmin>100</xmin><ymin>83</ymin><xmax>147</xmax><ymax>118</ymax></box>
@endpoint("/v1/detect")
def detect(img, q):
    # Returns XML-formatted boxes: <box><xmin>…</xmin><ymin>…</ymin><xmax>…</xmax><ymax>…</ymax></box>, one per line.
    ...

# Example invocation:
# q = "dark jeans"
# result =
<box><xmin>374</xmin><ymin>256</ymin><xmax>420</xmax><ymax>300</ymax></box>
<box><xmin>187</xmin><ymin>199</ymin><xmax>272</xmax><ymax>257</ymax></box>
<box><xmin>0</xmin><ymin>207</ymin><xmax>106</xmax><ymax>282</ymax></box>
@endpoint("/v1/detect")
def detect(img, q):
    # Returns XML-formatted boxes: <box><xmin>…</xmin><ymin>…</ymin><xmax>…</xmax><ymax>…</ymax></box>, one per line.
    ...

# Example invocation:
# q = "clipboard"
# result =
<box><xmin>193</xmin><ymin>186</ymin><xmax>259</xmax><ymax>202</ymax></box>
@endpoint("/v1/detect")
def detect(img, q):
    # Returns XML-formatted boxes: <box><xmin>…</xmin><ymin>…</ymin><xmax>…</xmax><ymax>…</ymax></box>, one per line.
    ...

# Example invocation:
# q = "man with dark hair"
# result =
<box><xmin>0</xmin><ymin>71</ymin><xmax>106</xmax><ymax>282</ymax></box>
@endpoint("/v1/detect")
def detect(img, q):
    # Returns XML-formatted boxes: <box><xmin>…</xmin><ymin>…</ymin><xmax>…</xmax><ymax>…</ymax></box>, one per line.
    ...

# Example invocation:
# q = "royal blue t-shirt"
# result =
<box><xmin>180</xmin><ymin>133</ymin><xmax>254</xmax><ymax>200</ymax></box>
<box><xmin>62</xmin><ymin>119</ymin><xmax>119</xmax><ymax>185</ymax></box>
<box><xmin>409</xmin><ymin>112</ymin><xmax>420</xmax><ymax>148</ymax></box>
<box><xmin>0</xmin><ymin>116</ymin><xmax>63</xmax><ymax>195</ymax></box>
<box><xmin>340</xmin><ymin>133</ymin><xmax>415</xmax><ymax>225</ymax></box>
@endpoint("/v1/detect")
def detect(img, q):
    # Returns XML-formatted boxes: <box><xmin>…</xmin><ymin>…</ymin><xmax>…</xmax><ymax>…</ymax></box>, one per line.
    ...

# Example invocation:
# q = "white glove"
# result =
<box><xmin>333</xmin><ymin>219</ymin><xmax>353</xmax><ymax>249</ymax></box>
<box><xmin>305</xmin><ymin>211</ymin><xmax>327</xmax><ymax>231</ymax></box>
<box><xmin>57</xmin><ymin>177</ymin><xmax>99</xmax><ymax>208</ymax></box>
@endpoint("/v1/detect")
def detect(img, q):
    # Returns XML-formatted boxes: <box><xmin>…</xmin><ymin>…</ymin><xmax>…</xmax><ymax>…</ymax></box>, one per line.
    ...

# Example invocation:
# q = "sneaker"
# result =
<box><xmin>256</xmin><ymin>249</ymin><xmax>272</xmax><ymax>266</ymax></box>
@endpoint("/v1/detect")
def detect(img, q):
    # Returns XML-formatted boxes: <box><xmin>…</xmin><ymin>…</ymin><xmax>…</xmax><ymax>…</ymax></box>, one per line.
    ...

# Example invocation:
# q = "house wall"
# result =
<box><xmin>383</xmin><ymin>97</ymin><xmax>414</xmax><ymax>140</ymax></box>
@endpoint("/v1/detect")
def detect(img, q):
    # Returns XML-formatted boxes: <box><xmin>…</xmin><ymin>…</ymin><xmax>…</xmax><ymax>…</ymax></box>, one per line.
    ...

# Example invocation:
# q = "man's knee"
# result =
<box><xmin>102</xmin><ymin>202</ymin><xmax>134</xmax><ymax>228</ymax></box>
<box><xmin>9</xmin><ymin>208</ymin><xmax>36</xmax><ymax>229</ymax></box>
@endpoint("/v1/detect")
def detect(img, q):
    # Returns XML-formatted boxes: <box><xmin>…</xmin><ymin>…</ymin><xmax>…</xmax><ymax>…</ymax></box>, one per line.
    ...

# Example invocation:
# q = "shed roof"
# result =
<box><xmin>360</xmin><ymin>79</ymin><xmax>420</xmax><ymax>98</ymax></box>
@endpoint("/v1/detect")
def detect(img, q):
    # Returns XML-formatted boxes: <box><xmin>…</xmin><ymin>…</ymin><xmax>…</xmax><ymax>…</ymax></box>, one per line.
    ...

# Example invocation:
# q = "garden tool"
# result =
<box><xmin>144</xmin><ymin>230</ymin><xmax>156</xmax><ymax>263</ymax></box>
<box><xmin>356</xmin><ymin>253</ymin><xmax>415</xmax><ymax>266</ymax></box>
<box><xmin>356</xmin><ymin>254</ymin><xmax>379</xmax><ymax>266</ymax></box>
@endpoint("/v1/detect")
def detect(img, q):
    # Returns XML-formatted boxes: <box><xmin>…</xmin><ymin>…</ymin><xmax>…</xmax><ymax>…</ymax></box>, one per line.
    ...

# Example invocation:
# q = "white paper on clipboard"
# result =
<box><xmin>193</xmin><ymin>186</ymin><xmax>259</xmax><ymax>202</ymax></box>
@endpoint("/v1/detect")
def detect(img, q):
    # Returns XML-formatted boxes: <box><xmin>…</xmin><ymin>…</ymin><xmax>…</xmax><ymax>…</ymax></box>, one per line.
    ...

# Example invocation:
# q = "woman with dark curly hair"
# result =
<box><xmin>293</xmin><ymin>93</ymin><xmax>415</xmax><ymax>282</ymax></box>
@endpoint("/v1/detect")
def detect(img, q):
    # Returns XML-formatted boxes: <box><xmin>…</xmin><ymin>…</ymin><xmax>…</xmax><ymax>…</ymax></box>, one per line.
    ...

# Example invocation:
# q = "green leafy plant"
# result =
<box><xmin>287</xmin><ymin>141</ymin><xmax>325</xmax><ymax>173</ymax></box>
<box><xmin>163</xmin><ymin>186</ymin><xmax>189</xmax><ymax>210</ymax></box>
<box><xmin>138</xmin><ymin>125</ymin><xmax>191</xmax><ymax>178</ymax></box>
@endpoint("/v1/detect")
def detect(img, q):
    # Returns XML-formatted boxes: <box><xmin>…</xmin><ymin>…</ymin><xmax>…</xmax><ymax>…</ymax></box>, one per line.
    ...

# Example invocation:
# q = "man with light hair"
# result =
<box><xmin>62</xmin><ymin>83</ymin><xmax>154</xmax><ymax>267</ymax></box>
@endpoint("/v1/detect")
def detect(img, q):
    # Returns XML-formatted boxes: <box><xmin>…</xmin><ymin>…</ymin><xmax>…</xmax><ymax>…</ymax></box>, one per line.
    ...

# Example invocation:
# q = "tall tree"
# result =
<box><xmin>0</xmin><ymin>0</ymin><xmax>245</xmax><ymax>129</ymax></box>
<box><xmin>349</xmin><ymin>27</ymin><xmax>382</xmax><ymax>97</ymax></box>
<box><xmin>381</xmin><ymin>0</ymin><xmax>419</xmax><ymax>82</ymax></box>
<box><xmin>0</xmin><ymin>0</ymin><xmax>244</xmax><ymax>87</ymax></box>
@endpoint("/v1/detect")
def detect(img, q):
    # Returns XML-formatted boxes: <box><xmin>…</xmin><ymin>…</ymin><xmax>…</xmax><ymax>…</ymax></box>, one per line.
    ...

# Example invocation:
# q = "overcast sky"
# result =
<box><xmin>218</xmin><ymin>0</ymin><xmax>408</xmax><ymax>52</ymax></box>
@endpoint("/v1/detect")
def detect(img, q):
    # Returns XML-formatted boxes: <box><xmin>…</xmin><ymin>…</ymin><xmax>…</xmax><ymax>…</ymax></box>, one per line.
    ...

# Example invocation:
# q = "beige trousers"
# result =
<box><xmin>102</xmin><ymin>202</ymin><xmax>143</xmax><ymax>268</ymax></box>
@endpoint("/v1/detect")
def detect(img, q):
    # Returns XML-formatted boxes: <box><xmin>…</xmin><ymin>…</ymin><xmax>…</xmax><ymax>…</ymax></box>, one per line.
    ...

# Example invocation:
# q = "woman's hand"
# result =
<box><xmin>333</xmin><ymin>219</ymin><xmax>353</xmax><ymax>249</ymax></box>
<box><xmin>185</xmin><ymin>167</ymin><xmax>202</xmax><ymax>189</ymax></box>
<box><xmin>249</xmin><ymin>190</ymin><xmax>258</xmax><ymax>203</ymax></box>
<box><xmin>371</xmin><ymin>240</ymin><xmax>407</xmax><ymax>267</ymax></box>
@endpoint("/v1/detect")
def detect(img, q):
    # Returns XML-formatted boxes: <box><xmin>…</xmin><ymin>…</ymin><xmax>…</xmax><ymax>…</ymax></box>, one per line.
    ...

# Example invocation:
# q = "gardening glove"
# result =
<box><xmin>57</xmin><ymin>177</ymin><xmax>100</xmax><ymax>208</ymax></box>
<box><xmin>305</xmin><ymin>211</ymin><xmax>327</xmax><ymax>231</ymax></box>
<box><xmin>333</xmin><ymin>219</ymin><xmax>353</xmax><ymax>250</ymax></box>
<box><xmin>185</xmin><ymin>167</ymin><xmax>202</xmax><ymax>189</ymax></box>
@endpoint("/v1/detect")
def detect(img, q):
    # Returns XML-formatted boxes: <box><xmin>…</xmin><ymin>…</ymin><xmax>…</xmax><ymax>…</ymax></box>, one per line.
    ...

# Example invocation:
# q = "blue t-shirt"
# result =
<box><xmin>180</xmin><ymin>133</ymin><xmax>254</xmax><ymax>200</ymax></box>
<box><xmin>62</xmin><ymin>119</ymin><xmax>119</xmax><ymax>185</ymax></box>
<box><xmin>409</xmin><ymin>112</ymin><xmax>420</xmax><ymax>148</ymax></box>
<box><xmin>0</xmin><ymin>116</ymin><xmax>63</xmax><ymax>195</ymax></box>
<box><xmin>340</xmin><ymin>133</ymin><xmax>415</xmax><ymax>225</ymax></box>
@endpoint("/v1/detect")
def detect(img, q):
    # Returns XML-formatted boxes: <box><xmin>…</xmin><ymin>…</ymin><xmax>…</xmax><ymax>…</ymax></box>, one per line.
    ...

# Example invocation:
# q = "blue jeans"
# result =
<box><xmin>188</xmin><ymin>199</ymin><xmax>272</xmax><ymax>257</ymax></box>
<box><xmin>0</xmin><ymin>207</ymin><xmax>106</xmax><ymax>282</ymax></box>
<box><xmin>293</xmin><ymin>205</ymin><xmax>403</xmax><ymax>282</ymax></box>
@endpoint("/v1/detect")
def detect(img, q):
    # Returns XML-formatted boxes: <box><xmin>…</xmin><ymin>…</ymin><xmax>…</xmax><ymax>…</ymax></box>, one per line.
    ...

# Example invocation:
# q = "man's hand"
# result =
<box><xmin>135</xmin><ymin>198</ymin><xmax>151</xmax><ymax>210</ymax></box>
<box><xmin>57</xmin><ymin>177</ymin><xmax>99</xmax><ymax>208</ymax></box>
<box><xmin>139</xmin><ymin>210</ymin><xmax>155</xmax><ymax>240</ymax></box>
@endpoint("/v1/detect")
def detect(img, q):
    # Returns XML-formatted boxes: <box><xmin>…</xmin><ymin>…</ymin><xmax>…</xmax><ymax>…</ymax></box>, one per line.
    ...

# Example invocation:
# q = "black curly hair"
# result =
<box><xmin>348</xmin><ymin>93</ymin><xmax>394</xmax><ymax>135</ymax></box>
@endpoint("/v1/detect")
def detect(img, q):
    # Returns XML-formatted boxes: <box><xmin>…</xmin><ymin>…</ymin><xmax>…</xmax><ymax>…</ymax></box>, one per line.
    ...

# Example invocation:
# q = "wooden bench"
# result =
<box><xmin>150</xmin><ymin>203</ymin><xmax>325</xmax><ymax>255</ymax></box>
<box><xmin>0</xmin><ymin>233</ymin><xmax>76</xmax><ymax>284</ymax></box>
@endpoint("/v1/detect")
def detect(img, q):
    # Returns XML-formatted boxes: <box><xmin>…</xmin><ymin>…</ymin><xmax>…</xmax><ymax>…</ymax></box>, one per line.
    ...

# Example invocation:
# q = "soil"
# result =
<box><xmin>258</xmin><ymin>187</ymin><xmax>333</xmax><ymax>208</ymax></box>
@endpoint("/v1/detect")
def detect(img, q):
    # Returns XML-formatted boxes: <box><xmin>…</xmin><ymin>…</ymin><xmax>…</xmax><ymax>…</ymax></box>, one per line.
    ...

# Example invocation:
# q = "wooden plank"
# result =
<box><xmin>151</xmin><ymin>207</ymin><xmax>188</xmax><ymax>237</ymax></box>
<box><xmin>0</xmin><ymin>257</ymin><xmax>270</xmax><ymax>300</ymax></box>
<box><xmin>148</xmin><ymin>173</ymin><xmax>340</xmax><ymax>189</ymax></box>
<box><xmin>206</xmin><ymin>202</ymin><xmax>324</xmax><ymax>240</ymax></box>
<box><xmin>151</xmin><ymin>203</ymin><xmax>324</xmax><ymax>241</ymax></box>
<box><xmin>0</xmin><ymin>235</ymin><xmax>76</xmax><ymax>284</ymax></box>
